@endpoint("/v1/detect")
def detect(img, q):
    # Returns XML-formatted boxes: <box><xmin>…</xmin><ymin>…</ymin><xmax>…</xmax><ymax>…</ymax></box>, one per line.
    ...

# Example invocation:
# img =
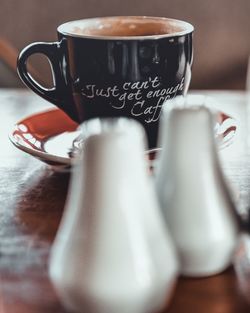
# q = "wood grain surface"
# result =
<box><xmin>0</xmin><ymin>89</ymin><xmax>249</xmax><ymax>313</ymax></box>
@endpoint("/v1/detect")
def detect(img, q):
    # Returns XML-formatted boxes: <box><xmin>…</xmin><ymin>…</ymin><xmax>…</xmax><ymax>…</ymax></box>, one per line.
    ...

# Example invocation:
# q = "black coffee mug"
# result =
<box><xmin>17</xmin><ymin>16</ymin><xmax>194</xmax><ymax>148</ymax></box>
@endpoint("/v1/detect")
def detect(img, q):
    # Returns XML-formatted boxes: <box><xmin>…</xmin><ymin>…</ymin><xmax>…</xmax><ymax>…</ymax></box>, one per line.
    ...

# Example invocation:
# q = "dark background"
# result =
<box><xmin>1</xmin><ymin>0</ymin><xmax>250</xmax><ymax>89</ymax></box>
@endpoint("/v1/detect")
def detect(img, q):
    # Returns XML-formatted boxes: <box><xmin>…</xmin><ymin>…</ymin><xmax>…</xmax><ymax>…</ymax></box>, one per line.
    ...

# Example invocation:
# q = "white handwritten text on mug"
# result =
<box><xmin>81</xmin><ymin>77</ymin><xmax>185</xmax><ymax>123</ymax></box>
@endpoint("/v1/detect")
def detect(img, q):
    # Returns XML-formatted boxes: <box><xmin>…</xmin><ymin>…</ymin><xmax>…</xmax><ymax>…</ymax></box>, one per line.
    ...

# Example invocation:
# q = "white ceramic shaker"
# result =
<box><xmin>155</xmin><ymin>105</ymin><xmax>239</xmax><ymax>277</ymax></box>
<box><xmin>49</xmin><ymin>118</ymin><xmax>178</xmax><ymax>313</ymax></box>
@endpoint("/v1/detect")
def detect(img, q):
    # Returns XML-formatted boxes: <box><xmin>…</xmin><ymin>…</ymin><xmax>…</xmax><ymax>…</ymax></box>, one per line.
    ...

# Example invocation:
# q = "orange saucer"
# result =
<box><xmin>10</xmin><ymin>108</ymin><xmax>79</xmax><ymax>168</ymax></box>
<box><xmin>9</xmin><ymin>107</ymin><xmax>237</xmax><ymax>169</ymax></box>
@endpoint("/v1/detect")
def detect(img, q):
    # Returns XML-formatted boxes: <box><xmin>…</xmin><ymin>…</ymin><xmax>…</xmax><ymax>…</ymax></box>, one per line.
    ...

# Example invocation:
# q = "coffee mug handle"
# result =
<box><xmin>17</xmin><ymin>42</ymin><xmax>64</xmax><ymax>107</ymax></box>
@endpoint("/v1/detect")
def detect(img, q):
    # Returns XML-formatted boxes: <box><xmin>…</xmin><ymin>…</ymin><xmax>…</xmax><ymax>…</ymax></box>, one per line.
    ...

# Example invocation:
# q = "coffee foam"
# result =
<box><xmin>58</xmin><ymin>17</ymin><xmax>193</xmax><ymax>38</ymax></box>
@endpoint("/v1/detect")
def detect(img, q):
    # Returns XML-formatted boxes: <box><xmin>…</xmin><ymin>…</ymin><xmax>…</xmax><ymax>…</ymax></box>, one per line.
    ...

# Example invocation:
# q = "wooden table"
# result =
<box><xmin>0</xmin><ymin>89</ymin><xmax>250</xmax><ymax>313</ymax></box>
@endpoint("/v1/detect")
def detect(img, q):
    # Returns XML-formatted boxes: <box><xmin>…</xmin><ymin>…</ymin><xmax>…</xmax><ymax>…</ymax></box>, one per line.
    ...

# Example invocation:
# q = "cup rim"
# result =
<box><xmin>57</xmin><ymin>16</ymin><xmax>194</xmax><ymax>40</ymax></box>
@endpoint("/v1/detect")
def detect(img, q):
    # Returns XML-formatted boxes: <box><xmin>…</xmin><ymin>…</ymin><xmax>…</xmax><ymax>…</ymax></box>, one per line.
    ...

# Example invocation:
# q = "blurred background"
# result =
<box><xmin>0</xmin><ymin>0</ymin><xmax>249</xmax><ymax>89</ymax></box>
